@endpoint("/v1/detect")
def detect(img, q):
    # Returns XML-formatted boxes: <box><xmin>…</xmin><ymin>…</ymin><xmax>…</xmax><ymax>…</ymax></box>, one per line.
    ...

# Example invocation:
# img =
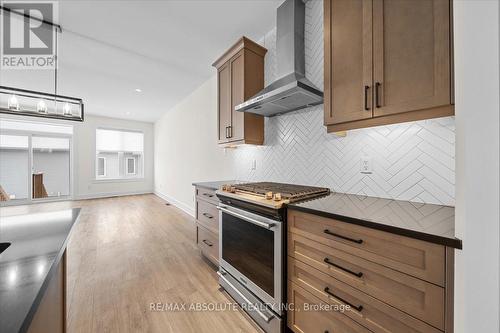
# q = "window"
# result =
<box><xmin>95</xmin><ymin>129</ymin><xmax>144</xmax><ymax>180</ymax></box>
<box><xmin>97</xmin><ymin>157</ymin><xmax>106</xmax><ymax>177</ymax></box>
<box><xmin>126</xmin><ymin>157</ymin><xmax>136</xmax><ymax>175</ymax></box>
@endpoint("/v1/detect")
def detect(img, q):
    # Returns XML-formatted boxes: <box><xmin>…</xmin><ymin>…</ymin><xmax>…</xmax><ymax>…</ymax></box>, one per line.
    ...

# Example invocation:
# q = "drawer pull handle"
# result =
<box><xmin>202</xmin><ymin>239</ymin><xmax>213</xmax><ymax>247</ymax></box>
<box><xmin>203</xmin><ymin>193</ymin><xmax>214</xmax><ymax>198</ymax></box>
<box><xmin>324</xmin><ymin>229</ymin><xmax>363</xmax><ymax>244</ymax></box>
<box><xmin>324</xmin><ymin>258</ymin><xmax>363</xmax><ymax>278</ymax></box>
<box><xmin>202</xmin><ymin>213</ymin><xmax>214</xmax><ymax>219</ymax></box>
<box><xmin>324</xmin><ymin>287</ymin><xmax>363</xmax><ymax>312</ymax></box>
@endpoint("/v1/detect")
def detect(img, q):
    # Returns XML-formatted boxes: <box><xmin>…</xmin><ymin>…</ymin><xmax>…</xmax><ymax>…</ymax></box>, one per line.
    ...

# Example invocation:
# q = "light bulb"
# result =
<box><xmin>37</xmin><ymin>99</ymin><xmax>47</xmax><ymax>113</ymax></box>
<box><xmin>63</xmin><ymin>103</ymin><xmax>72</xmax><ymax>116</ymax></box>
<box><xmin>8</xmin><ymin>95</ymin><xmax>20</xmax><ymax>111</ymax></box>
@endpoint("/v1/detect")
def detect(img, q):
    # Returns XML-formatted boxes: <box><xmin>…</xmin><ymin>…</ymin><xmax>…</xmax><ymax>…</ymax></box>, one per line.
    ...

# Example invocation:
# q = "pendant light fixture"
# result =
<box><xmin>0</xmin><ymin>6</ymin><xmax>84</xmax><ymax>122</ymax></box>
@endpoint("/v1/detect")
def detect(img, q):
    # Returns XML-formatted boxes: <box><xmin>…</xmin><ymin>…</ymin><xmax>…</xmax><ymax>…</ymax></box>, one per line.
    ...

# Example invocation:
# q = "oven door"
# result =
<box><xmin>217</xmin><ymin>204</ymin><xmax>282</xmax><ymax>314</ymax></box>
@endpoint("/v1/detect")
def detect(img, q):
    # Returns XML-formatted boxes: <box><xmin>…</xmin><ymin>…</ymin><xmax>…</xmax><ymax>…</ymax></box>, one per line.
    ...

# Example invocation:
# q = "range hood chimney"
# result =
<box><xmin>235</xmin><ymin>0</ymin><xmax>323</xmax><ymax>117</ymax></box>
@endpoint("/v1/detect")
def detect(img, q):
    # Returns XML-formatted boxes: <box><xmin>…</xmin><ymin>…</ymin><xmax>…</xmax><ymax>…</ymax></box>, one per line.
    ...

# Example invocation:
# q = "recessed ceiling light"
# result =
<box><xmin>126</xmin><ymin>112</ymin><xmax>131</xmax><ymax>115</ymax></box>
<box><xmin>135</xmin><ymin>88</ymin><xmax>142</xmax><ymax>93</ymax></box>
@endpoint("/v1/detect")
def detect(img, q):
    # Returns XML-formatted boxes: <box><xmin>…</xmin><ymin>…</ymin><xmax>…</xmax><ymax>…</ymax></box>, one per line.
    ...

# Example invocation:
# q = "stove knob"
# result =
<box><xmin>229</xmin><ymin>186</ymin><xmax>236</xmax><ymax>193</ymax></box>
<box><xmin>265</xmin><ymin>192</ymin><xmax>273</xmax><ymax>200</ymax></box>
<box><xmin>274</xmin><ymin>193</ymin><xmax>282</xmax><ymax>201</ymax></box>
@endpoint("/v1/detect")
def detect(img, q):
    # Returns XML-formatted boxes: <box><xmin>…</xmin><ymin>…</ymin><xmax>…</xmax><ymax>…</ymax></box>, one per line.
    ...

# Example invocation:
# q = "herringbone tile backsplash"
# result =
<box><xmin>230</xmin><ymin>0</ymin><xmax>455</xmax><ymax>206</ymax></box>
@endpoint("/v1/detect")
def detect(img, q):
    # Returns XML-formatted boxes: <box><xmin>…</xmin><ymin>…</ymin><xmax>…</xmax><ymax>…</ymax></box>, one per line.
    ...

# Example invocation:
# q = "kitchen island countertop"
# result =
<box><xmin>0</xmin><ymin>208</ymin><xmax>81</xmax><ymax>333</ymax></box>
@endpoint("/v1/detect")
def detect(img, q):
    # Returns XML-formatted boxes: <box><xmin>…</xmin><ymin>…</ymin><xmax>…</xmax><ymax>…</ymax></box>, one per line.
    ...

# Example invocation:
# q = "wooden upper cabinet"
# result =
<box><xmin>324</xmin><ymin>0</ymin><xmax>373</xmax><ymax>125</ymax></box>
<box><xmin>372</xmin><ymin>0</ymin><xmax>451</xmax><ymax>117</ymax></box>
<box><xmin>324</xmin><ymin>0</ymin><xmax>454</xmax><ymax>132</ymax></box>
<box><xmin>212</xmin><ymin>37</ymin><xmax>267</xmax><ymax>146</ymax></box>
<box><xmin>217</xmin><ymin>63</ymin><xmax>231</xmax><ymax>143</ymax></box>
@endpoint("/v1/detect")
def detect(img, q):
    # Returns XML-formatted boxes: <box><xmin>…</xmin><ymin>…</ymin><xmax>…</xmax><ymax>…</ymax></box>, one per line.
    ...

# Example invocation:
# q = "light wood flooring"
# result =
<box><xmin>0</xmin><ymin>194</ymin><xmax>260</xmax><ymax>333</ymax></box>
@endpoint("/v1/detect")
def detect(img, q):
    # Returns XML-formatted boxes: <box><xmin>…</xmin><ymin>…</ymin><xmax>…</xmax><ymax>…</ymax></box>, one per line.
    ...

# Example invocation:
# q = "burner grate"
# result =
<box><xmin>233</xmin><ymin>182</ymin><xmax>330</xmax><ymax>202</ymax></box>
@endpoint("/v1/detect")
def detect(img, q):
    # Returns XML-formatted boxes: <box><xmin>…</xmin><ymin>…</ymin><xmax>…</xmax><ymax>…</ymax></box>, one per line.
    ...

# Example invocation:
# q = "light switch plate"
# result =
<box><xmin>360</xmin><ymin>156</ymin><xmax>372</xmax><ymax>174</ymax></box>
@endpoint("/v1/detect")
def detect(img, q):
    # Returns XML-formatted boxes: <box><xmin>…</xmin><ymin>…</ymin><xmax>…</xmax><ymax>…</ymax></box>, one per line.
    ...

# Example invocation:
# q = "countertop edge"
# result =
<box><xmin>287</xmin><ymin>205</ymin><xmax>462</xmax><ymax>249</ymax></box>
<box><xmin>192</xmin><ymin>183</ymin><xmax>216</xmax><ymax>190</ymax></box>
<box><xmin>18</xmin><ymin>208</ymin><xmax>82</xmax><ymax>333</ymax></box>
<box><xmin>192</xmin><ymin>181</ymin><xmax>234</xmax><ymax>191</ymax></box>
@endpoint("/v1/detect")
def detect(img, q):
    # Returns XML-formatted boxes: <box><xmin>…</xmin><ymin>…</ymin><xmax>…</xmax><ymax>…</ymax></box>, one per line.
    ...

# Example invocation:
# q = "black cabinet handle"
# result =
<box><xmin>202</xmin><ymin>212</ymin><xmax>213</xmax><ymax>219</ymax></box>
<box><xmin>202</xmin><ymin>193</ymin><xmax>214</xmax><ymax>198</ymax></box>
<box><xmin>324</xmin><ymin>287</ymin><xmax>363</xmax><ymax>312</ymax></box>
<box><xmin>364</xmin><ymin>85</ymin><xmax>370</xmax><ymax>111</ymax></box>
<box><xmin>202</xmin><ymin>239</ymin><xmax>213</xmax><ymax>247</ymax></box>
<box><xmin>228</xmin><ymin>125</ymin><xmax>232</xmax><ymax>138</ymax></box>
<box><xmin>324</xmin><ymin>258</ymin><xmax>363</xmax><ymax>278</ymax></box>
<box><xmin>324</xmin><ymin>229</ymin><xmax>363</xmax><ymax>244</ymax></box>
<box><xmin>225</xmin><ymin>126</ymin><xmax>229</xmax><ymax>138</ymax></box>
<box><xmin>375</xmin><ymin>82</ymin><xmax>381</xmax><ymax>108</ymax></box>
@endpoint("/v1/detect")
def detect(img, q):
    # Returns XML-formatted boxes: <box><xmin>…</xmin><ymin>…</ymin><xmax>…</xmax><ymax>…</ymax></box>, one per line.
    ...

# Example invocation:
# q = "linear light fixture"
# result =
<box><xmin>0</xmin><ymin>86</ymin><xmax>84</xmax><ymax>122</ymax></box>
<box><xmin>0</xmin><ymin>6</ymin><xmax>84</xmax><ymax>122</ymax></box>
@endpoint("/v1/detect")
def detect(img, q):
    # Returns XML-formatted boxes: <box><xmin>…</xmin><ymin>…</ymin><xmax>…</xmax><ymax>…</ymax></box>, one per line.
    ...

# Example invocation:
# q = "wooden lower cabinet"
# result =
<box><xmin>288</xmin><ymin>210</ymin><xmax>445</xmax><ymax>286</ymax></box>
<box><xmin>289</xmin><ymin>257</ymin><xmax>442</xmax><ymax>333</ymax></box>
<box><xmin>195</xmin><ymin>186</ymin><xmax>220</xmax><ymax>265</ymax></box>
<box><xmin>28</xmin><ymin>251</ymin><xmax>66</xmax><ymax>333</ymax></box>
<box><xmin>288</xmin><ymin>282</ymin><xmax>370</xmax><ymax>333</ymax></box>
<box><xmin>287</xmin><ymin>210</ymin><xmax>454</xmax><ymax>333</ymax></box>
<box><xmin>197</xmin><ymin>224</ymin><xmax>219</xmax><ymax>266</ymax></box>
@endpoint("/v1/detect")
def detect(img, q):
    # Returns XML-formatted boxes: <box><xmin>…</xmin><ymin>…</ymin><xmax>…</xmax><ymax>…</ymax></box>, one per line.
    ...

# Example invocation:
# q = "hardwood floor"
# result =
<box><xmin>0</xmin><ymin>194</ymin><xmax>261</xmax><ymax>333</ymax></box>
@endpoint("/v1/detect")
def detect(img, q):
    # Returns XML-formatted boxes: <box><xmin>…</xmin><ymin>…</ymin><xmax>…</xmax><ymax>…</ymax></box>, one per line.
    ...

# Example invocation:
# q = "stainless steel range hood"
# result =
<box><xmin>235</xmin><ymin>0</ymin><xmax>323</xmax><ymax>117</ymax></box>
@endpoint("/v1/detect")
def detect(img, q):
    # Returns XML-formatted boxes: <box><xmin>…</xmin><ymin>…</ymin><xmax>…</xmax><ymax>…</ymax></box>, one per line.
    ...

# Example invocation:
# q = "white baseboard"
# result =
<box><xmin>75</xmin><ymin>190</ymin><xmax>153</xmax><ymax>200</ymax></box>
<box><xmin>154</xmin><ymin>189</ymin><xmax>195</xmax><ymax>217</ymax></box>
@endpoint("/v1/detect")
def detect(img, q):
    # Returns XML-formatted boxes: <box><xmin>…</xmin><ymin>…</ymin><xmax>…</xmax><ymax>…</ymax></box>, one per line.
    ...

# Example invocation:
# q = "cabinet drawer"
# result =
<box><xmin>196</xmin><ymin>199</ymin><xmax>219</xmax><ymax>234</ymax></box>
<box><xmin>289</xmin><ymin>257</ymin><xmax>443</xmax><ymax>332</ymax></box>
<box><xmin>288</xmin><ymin>232</ymin><xmax>444</xmax><ymax>329</ymax></box>
<box><xmin>197</xmin><ymin>224</ymin><xmax>219</xmax><ymax>265</ymax></box>
<box><xmin>196</xmin><ymin>187</ymin><xmax>219</xmax><ymax>204</ymax></box>
<box><xmin>288</xmin><ymin>210</ymin><xmax>445</xmax><ymax>285</ymax></box>
<box><xmin>288</xmin><ymin>281</ymin><xmax>370</xmax><ymax>333</ymax></box>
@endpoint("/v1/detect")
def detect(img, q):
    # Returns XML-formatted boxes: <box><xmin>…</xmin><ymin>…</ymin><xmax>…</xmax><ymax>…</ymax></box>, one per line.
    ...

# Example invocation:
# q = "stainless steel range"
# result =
<box><xmin>216</xmin><ymin>182</ymin><xmax>330</xmax><ymax>333</ymax></box>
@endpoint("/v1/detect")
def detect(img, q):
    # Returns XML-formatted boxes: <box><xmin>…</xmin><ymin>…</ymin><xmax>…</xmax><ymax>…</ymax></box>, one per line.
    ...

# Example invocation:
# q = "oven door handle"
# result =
<box><xmin>217</xmin><ymin>206</ymin><xmax>275</xmax><ymax>229</ymax></box>
<box><xmin>217</xmin><ymin>271</ymin><xmax>275</xmax><ymax>323</ymax></box>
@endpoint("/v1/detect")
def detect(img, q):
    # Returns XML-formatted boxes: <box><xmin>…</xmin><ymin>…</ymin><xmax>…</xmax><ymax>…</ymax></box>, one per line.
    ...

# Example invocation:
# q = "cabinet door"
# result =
<box><xmin>372</xmin><ymin>0</ymin><xmax>451</xmax><ymax>117</ymax></box>
<box><xmin>217</xmin><ymin>63</ymin><xmax>231</xmax><ymax>143</ymax></box>
<box><xmin>229</xmin><ymin>51</ymin><xmax>244</xmax><ymax>142</ymax></box>
<box><xmin>325</xmin><ymin>0</ymin><xmax>373</xmax><ymax>125</ymax></box>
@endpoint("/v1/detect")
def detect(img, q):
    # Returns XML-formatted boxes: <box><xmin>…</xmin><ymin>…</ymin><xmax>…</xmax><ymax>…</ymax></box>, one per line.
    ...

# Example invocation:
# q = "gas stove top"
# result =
<box><xmin>216</xmin><ymin>182</ymin><xmax>330</xmax><ymax>209</ymax></box>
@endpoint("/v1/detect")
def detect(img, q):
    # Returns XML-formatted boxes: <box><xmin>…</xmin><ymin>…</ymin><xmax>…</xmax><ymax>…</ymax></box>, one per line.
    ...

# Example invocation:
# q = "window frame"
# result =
<box><xmin>96</xmin><ymin>156</ymin><xmax>107</xmax><ymax>177</ymax></box>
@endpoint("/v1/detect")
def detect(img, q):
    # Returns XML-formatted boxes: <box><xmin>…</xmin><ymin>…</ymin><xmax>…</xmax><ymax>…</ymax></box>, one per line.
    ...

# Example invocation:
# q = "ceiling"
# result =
<box><xmin>0</xmin><ymin>0</ymin><xmax>282</xmax><ymax>122</ymax></box>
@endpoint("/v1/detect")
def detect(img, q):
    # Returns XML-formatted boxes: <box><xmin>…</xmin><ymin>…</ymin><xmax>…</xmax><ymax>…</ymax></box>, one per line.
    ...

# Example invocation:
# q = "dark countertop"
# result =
<box><xmin>288</xmin><ymin>193</ymin><xmax>461</xmax><ymax>249</ymax></box>
<box><xmin>192</xmin><ymin>180</ymin><xmax>237</xmax><ymax>190</ymax></box>
<box><xmin>0</xmin><ymin>208</ymin><xmax>81</xmax><ymax>333</ymax></box>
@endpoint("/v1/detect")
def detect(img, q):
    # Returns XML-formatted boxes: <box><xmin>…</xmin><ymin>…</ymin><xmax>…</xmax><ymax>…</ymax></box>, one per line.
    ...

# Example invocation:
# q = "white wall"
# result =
<box><xmin>154</xmin><ymin>76</ymin><xmax>235</xmax><ymax>215</ymax></box>
<box><xmin>454</xmin><ymin>1</ymin><xmax>500</xmax><ymax>332</ymax></box>
<box><xmin>74</xmin><ymin>115</ymin><xmax>154</xmax><ymax>199</ymax></box>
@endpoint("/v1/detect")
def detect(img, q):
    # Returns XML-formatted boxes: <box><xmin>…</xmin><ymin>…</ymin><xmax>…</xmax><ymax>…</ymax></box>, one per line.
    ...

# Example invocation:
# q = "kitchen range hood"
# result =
<box><xmin>235</xmin><ymin>0</ymin><xmax>323</xmax><ymax>117</ymax></box>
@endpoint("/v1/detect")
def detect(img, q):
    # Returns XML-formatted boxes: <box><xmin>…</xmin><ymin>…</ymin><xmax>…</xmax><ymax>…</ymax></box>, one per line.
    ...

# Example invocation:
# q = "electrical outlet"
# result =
<box><xmin>251</xmin><ymin>159</ymin><xmax>257</xmax><ymax>170</ymax></box>
<box><xmin>360</xmin><ymin>156</ymin><xmax>373</xmax><ymax>174</ymax></box>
